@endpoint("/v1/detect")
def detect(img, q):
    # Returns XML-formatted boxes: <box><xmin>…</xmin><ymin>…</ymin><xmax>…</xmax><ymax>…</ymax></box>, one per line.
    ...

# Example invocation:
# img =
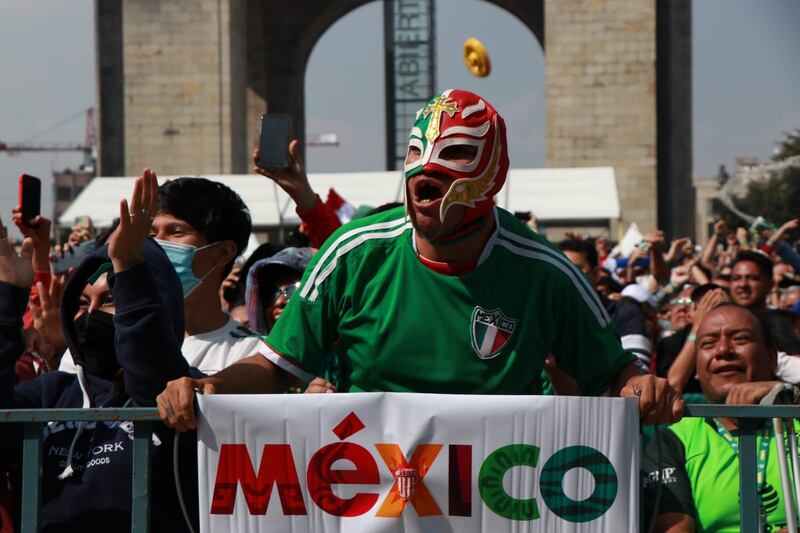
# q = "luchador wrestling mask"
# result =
<box><xmin>404</xmin><ymin>89</ymin><xmax>509</xmax><ymax>226</ymax></box>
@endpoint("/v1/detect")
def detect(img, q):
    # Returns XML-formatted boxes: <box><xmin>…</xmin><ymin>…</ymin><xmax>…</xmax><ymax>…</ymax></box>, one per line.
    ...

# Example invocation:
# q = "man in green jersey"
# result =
<box><xmin>157</xmin><ymin>89</ymin><xmax>684</xmax><ymax>430</ymax></box>
<box><xmin>644</xmin><ymin>303</ymin><xmax>796</xmax><ymax>532</ymax></box>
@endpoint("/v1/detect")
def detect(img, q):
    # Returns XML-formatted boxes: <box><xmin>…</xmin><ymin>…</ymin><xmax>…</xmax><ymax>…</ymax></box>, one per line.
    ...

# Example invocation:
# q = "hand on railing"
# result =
<box><xmin>157</xmin><ymin>376</ymin><xmax>216</xmax><ymax>432</ymax></box>
<box><xmin>727</xmin><ymin>381</ymin><xmax>791</xmax><ymax>406</ymax></box>
<box><xmin>304</xmin><ymin>377</ymin><xmax>336</xmax><ymax>394</ymax></box>
<box><xmin>619</xmin><ymin>373</ymin><xmax>684</xmax><ymax>425</ymax></box>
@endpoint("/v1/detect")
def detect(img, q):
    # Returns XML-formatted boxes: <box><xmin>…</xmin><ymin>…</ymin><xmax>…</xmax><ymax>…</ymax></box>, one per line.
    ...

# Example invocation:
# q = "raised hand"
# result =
<box><xmin>670</xmin><ymin>265</ymin><xmax>691</xmax><ymax>287</ymax></box>
<box><xmin>23</xmin><ymin>327</ymin><xmax>55</xmax><ymax>362</ymax></box>
<box><xmin>108</xmin><ymin>169</ymin><xmax>158</xmax><ymax>273</ymax></box>
<box><xmin>691</xmin><ymin>288</ymin><xmax>729</xmax><ymax>329</ymax></box>
<box><xmin>253</xmin><ymin>140</ymin><xmax>317</xmax><ymax>211</ymax></box>
<box><xmin>30</xmin><ymin>277</ymin><xmax>67</xmax><ymax>354</ymax></box>
<box><xmin>12</xmin><ymin>207</ymin><xmax>52</xmax><ymax>272</ymax></box>
<box><xmin>0</xmin><ymin>215</ymin><xmax>35</xmax><ymax>288</ymax></box>
<box><xmin>772</xmin><ymin>218</ymin><xmax>800</xmax><ymax>243</ymax></box>
<box><xmin>644</xmin><ymin>230</ymin><xmax>665</xmax><ymax>252</ymax></box>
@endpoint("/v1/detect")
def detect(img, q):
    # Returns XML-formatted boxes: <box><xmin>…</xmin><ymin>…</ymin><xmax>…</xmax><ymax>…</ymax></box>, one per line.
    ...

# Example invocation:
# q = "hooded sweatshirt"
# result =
<box><xmin>0</xmin><ymin>239</ymin><xmax>196</xmax><ymax>532</ymax></box>
<box><xmin>245</xmin><ymin>246</ymin><xmax>314</xmax><ymax>334</ymax></box>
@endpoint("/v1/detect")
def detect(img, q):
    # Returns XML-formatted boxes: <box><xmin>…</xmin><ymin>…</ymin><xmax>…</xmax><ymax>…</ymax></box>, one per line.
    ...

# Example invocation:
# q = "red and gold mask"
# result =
<box><xmin>404</xmin><ymin>89</ymin><xmax>509</xmax><ymax>226</ymax></box>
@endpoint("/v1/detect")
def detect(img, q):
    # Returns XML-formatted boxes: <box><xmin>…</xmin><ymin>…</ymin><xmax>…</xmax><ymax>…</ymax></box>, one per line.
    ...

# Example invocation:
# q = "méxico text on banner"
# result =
<box><xmin>197</xmin><ymin>393</ymin><xmax>640</xmax><ymax>532</ymax></box>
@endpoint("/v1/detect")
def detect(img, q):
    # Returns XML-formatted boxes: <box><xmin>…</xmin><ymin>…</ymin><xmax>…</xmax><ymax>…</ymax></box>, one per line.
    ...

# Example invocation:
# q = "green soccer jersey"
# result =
<box><xmin>644</xmin><ymin>416</ymin><xmax>798</xmax><ymax>532</ymax></box>
<box><xmin>260</xmin><ymin>206</ymin><xmax>633</xmax><ymax>394</ymax></box>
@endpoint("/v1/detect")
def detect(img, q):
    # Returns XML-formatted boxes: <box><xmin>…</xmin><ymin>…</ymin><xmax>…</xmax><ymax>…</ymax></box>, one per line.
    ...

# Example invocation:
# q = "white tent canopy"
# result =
<box><xmin>58</xmin><ymin>167</ymin><xmax>620</xmax><ymax>228</ymax></box>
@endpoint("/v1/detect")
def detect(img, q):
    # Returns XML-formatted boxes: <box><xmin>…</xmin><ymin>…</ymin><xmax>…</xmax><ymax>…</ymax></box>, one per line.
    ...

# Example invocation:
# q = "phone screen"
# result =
<box><xmin>18</xmin><ymin>174</ymin><xmax>42</xmax><ymax>227</ymax></box>
<box><xmin>258</xmin><ymin>114</ymin><xmax>291</xmax><ymax>169</ymax></box>
<box><xmin>54</xmin><ymin>240</ymin><xmax>98</xmax><ymax>275</ymax></box>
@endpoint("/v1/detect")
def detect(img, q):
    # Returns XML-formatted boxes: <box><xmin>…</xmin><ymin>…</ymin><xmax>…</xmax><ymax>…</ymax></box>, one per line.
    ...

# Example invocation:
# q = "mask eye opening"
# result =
<box><xmin>405</xmin><ymin>145</ymin><xmax>422</xmax><ymax>165</ymax></box>
<box><xmin>439</xmin><ymin>144</ymin><xmax>478</xmax><ymax>165</ymax></box>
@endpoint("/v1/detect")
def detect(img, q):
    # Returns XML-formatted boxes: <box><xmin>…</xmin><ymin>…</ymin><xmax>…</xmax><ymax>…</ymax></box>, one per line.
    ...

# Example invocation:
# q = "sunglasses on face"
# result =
<box><xmin>270</xmin><ymin>282</ymin><xmax>301</xmax><ymax>304</ymax></box>
<box><xmin>671</xmin><ymin>297</ymin><xmax>692</xmax><ymax>306</ymax></box>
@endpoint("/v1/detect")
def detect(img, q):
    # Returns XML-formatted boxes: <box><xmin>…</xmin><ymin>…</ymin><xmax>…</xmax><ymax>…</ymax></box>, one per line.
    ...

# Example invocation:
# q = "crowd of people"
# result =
<box><xmin>0</xmin><ymin>88</ymin><xmax>798</xmax><ymax>531</ymax></box>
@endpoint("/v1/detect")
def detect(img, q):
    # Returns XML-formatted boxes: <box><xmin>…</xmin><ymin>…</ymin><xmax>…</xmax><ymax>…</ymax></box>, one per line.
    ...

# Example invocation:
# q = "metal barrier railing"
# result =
<box><xmin>1</xmin><ymin>404</ymin><xmax>798</xmax><ymax>532</ymax></box>
<box><xmin>683</xmin><ymin>404</ymin><xmax>800</xmax><ymax>532</ymax></box>
<box><xmin>0</xmin><ymin>407</ymin><xmax>160</xmax><ymax>533</ymax></box>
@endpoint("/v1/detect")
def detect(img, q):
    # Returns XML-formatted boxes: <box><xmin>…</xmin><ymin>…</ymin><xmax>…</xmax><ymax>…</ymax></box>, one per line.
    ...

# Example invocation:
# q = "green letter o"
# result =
<box><xmin>479</xmin><ymin>444</ymin><xmax>540</xmax><ymax>521</ymax></box>
<box><xmin>540</xmin><ymin>445</ymin><xmax>618</xmax><ymax>523</ymax></box>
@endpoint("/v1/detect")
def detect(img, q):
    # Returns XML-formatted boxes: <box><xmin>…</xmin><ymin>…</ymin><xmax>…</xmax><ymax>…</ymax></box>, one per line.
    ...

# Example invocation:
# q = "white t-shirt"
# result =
<box><xmin>58</xmin><ymin>317</ymin><xmax>263</xmax><ymax>376</ymax></box>
<box><xmin>776</xmin><ymin>351</ymin><xmax>800</xmax><ymax>385</ymax></box>
<box><xmin>181</xmin><ymin>317</ymin><xmax>263</xmax><ymax>374</ymax></box>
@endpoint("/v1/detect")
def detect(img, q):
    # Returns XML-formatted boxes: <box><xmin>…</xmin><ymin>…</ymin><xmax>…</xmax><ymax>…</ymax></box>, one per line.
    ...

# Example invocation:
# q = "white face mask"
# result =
<box><xmin>155</xmin><ymin>239</ymin><xmax>219</xmax><ymax>297</ymax></box>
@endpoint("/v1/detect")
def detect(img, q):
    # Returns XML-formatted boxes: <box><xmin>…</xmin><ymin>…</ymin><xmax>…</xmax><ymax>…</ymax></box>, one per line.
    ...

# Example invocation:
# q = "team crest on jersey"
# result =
<box><xmin>470</xmin><ymin>306</ymin><xmax>517</xmax><ymax>359</ymax></box>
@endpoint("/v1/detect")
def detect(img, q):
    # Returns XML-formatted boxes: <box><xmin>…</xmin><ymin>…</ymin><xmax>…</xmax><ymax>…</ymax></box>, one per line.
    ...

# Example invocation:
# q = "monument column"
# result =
<box><xmin>115</xmin><ymin>0</ymin><xmax>248</xmax><ymax>176</ymax></box>
<box><xmin>545</xmin><ymin>0</ymin><xmax>659</xmax><ymax>234</ymax></box>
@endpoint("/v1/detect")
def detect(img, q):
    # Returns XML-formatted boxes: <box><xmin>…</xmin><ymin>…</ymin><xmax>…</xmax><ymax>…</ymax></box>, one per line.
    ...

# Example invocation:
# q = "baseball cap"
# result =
<box><xmin>621</xmin><ymin>283</ymin><xmax>657</xmax><ymax>308</ymax></box>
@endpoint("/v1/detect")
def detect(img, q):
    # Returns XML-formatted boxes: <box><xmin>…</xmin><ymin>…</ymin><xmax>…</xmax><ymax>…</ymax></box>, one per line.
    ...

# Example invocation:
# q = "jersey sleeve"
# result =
<box><xmin>609</xmin><ymin>299</ymin><xmax>653</xmax><ymax>369</ymax></box>
<box><xmin>642</xmin><ymin>427</ymin><xmax>697</xmax><ymax>521</ymax></box>
<box><xmin>549</xmin><ymin>271</ymin><xmax>635</xmax><ymax>396</ymax></box>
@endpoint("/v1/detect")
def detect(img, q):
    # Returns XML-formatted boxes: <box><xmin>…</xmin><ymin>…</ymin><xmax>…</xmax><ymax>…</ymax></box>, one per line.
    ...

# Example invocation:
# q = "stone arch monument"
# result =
<box><xmin>96</xmin><ymin>0</ymin><xmax>692</xmax><ymax>237</ymax></box>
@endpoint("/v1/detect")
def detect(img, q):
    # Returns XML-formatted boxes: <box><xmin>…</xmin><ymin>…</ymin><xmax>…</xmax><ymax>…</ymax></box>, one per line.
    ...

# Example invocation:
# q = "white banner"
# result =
<box><xmin>197</xmin><ymin>393</ymin><xmax>639</xmax><ymax>532</ymax></box>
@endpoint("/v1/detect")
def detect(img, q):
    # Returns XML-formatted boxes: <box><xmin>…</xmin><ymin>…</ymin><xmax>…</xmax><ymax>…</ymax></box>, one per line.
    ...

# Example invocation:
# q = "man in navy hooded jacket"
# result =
<box><xmin>0</xmin><ymin>170</ymin><xmax>196</xmax><ymax>532</ymax></box>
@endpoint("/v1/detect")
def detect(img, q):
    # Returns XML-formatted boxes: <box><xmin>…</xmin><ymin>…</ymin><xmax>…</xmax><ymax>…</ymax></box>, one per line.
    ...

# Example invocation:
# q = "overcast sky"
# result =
<box><xmin>1</xmin><ymin>0</ymin><xmax>798</xmax><ymax>239</ymax></box>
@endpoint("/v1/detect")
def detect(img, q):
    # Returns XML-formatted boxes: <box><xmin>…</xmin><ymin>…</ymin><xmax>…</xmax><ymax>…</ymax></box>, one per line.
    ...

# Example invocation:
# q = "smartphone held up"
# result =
<box><xmin>258</xmin><ymin>114</ymin><xmax>291</xmax><ymax>169</ymax></box>
<box><xmin>18</xmin><ymin>174</ymin><xmax>42</xmax><ymax>228</ymax></box>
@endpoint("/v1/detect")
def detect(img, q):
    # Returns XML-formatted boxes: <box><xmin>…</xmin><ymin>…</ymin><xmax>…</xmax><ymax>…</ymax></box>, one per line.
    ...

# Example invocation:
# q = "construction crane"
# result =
<box><xmin>0</xmin><ymin>108</ymin><xmax>96</xmax><ymax>168</ymax></box>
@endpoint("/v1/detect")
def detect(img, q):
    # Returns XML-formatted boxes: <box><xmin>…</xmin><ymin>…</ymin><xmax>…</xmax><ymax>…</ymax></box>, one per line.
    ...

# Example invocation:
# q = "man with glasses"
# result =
<box><xmin>244</xmin><ymin>247</ymin><xmax>313</xmax><ymax>335</ymax></box>
<box><xmin>656</xmin><ymin>287</ymin><xmax>701</xmax><ymax>392</ymax></box>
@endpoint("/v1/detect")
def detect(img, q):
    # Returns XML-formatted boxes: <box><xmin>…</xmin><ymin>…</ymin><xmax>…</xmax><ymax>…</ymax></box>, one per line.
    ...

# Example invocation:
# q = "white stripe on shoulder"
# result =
<box><xmin>301</xmin><ymin>216</ymin><xmax>408</xmax><ymax>298</ymax></box>
<box><xmin>307</xmin><ymin>222</ymin><xmax>413</xmax><ymax>302</ymax></box>
<box><xmin>476</xmin><ymin>207</ymin><xmax>501</xmax><ymax>266</ymax></box>
<box><xmin>631</xmin><ymin>358</ymin><xmax>649</xmax><ymax>373</ymax></box>
<box><xmin>498</xmin><ymin>228</ymin><xmax>611</xmax><ymax>324</ymax></box>
<box><xmin>496</xmin><ymin>238</ymin><xmax>609</xmax><ymax>328</ymax></box>
<box><xmin>621</xmin><ymin>334</ymin><xmax>652</xmax><ymax>354</ymax></box>
<box><xmin>257</xmin><ymin>342</ymin><xmax>315</xmax><ymax>384</ymax></box>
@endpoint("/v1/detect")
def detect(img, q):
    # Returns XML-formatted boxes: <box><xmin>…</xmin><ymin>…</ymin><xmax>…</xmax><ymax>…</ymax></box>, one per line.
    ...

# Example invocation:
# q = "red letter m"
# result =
<box><xmin>211</xmin><ymin>444</ymin><xmax>307</xmax><ymax>515</ymax></box>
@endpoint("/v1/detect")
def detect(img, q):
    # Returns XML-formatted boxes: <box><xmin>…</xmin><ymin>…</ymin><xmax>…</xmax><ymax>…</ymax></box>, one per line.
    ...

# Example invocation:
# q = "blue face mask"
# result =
<box><xmin>155</xmin><ymin>239</ymin><xmax>219</xmax><ymax>297</ymax></box>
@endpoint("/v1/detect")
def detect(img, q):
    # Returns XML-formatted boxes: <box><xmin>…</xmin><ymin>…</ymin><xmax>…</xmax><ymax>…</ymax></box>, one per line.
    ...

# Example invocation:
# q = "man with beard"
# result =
<box><xmin>156</xmin><ymin>89</ymin><xmax>683</xmax><ymax>430</ymax></box>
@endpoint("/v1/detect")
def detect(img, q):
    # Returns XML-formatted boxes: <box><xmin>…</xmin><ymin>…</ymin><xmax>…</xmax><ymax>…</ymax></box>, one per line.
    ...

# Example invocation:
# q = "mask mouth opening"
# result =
<box><xmin>412</xmin><ymin>177</ymin><xmax>447</xmax><ymax>205</ymax></box>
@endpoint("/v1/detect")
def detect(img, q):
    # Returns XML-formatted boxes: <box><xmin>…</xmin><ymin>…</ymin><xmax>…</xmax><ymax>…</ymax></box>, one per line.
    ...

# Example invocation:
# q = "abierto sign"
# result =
<box><xmin>197</xmin><ymin>393</ymin><xmax>639</xmax><ymax>532</ymax></box>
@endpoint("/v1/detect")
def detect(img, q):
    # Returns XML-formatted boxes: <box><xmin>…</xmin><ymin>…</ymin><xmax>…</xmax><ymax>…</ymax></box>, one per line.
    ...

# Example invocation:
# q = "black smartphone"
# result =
<box><xmin>258</xmin><ymin>114</ymin><xmax>291</xmax><ymax>169</ymax></box>
<box><xmin>54</xmin><ymin>239</ymin><xmax>98</xmax><ymax>275</ymax></box>
<box><xmin>18</xmin><ymin>174</ymin><xmax>41</xmax><ymax>227</ymax></box>
<box><xmin>514</xmin><ymin>211</ymin><xmax>532</xmax><ymax>222</ymax></box>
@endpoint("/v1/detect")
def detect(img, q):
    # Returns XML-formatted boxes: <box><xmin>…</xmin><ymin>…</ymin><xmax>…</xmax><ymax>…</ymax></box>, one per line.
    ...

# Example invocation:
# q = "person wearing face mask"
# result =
<box><xmin>0</xmin><ymin>172</ymin><xmax>196</xmax><ymax>532</ymax></box>
<box><xmin>59</xmin><ymin>176</ymin><xmax>262</xmax><ymax>377</ymax></box>
<box><xmin>151</xmin><ymin>177</ymin><xmax>263</xmax><ymax>375</ymax></box>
